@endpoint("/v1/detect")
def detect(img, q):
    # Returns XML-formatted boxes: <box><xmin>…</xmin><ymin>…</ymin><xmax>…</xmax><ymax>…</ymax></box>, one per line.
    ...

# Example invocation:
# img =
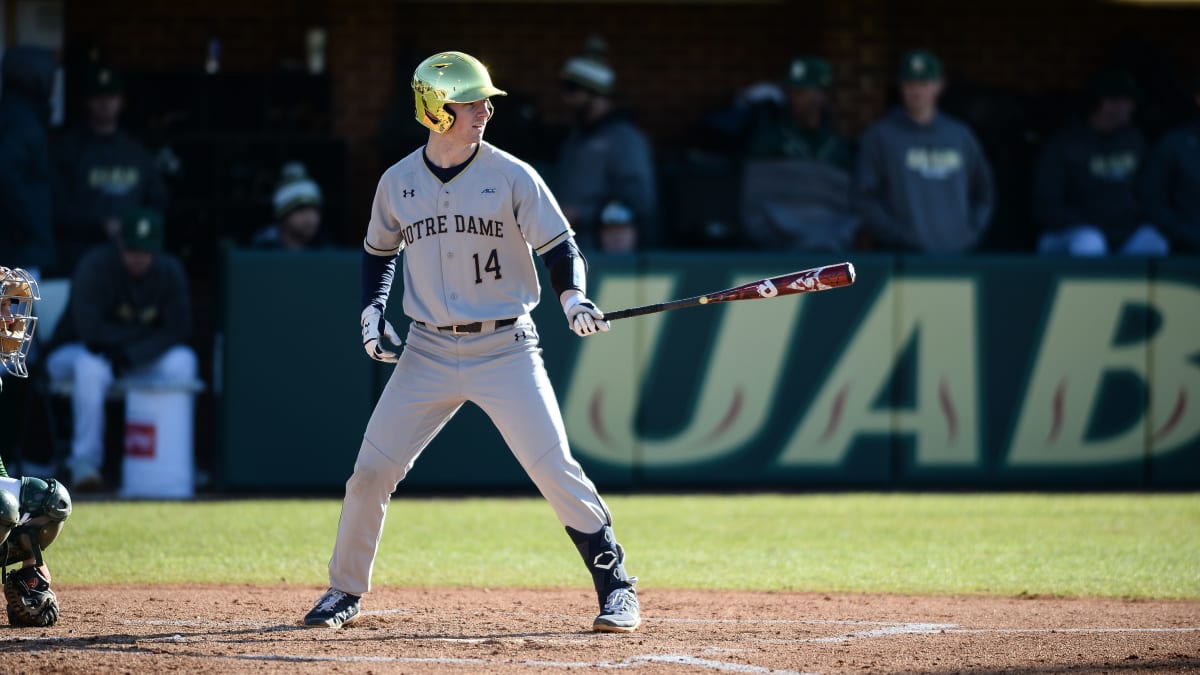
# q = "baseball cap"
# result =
<box><xmin>785</xmin><ymin>56</ymin><xmax>833</xmax><ymax>89</ymax></box>
<box><xmin>83</xmin><ymin>64</ymin><xmax>124</xmax><ymax>97</ymax></box>
<box><xmin>120</xmin><ymin>208</ymin><xmax>164</xmax><ymax>252</ymax></box>
<box><xmin>272</xmin><ymin>162</ymin><xmax>323</xmax><ymax>220</ymax></box>
<box><xmin>898</xmin><ymin>50</ymin><xmax>943</xmax><ymax>81</ymax></box>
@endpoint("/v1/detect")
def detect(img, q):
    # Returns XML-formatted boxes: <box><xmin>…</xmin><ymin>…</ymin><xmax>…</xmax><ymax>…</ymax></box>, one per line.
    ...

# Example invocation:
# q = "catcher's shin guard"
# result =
<box><xmin>1</xmin><ymin>477</ymin><xmax>72</xmax><ymax>568</ymax></box>
<box><xmin>566</xmin><ymin>524</ymin><xmax>640</xmax><ymax>632</ymax></box>
<box><xmin>0</xmin><ymin>489</ymin><xmax>18</xmax><ymax>547</ymax></box>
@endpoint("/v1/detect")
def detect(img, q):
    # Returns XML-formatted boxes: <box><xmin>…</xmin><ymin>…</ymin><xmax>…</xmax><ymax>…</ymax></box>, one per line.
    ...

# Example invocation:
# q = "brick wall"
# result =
<box><xmin>65</xmin><ymin>0</ymin><xmax>1200</xmax><ymax>241</ymax></box>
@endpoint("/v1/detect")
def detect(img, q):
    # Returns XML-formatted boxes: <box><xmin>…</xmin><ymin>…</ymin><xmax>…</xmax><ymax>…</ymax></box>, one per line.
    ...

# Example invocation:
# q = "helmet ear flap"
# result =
<box><xmin>413</xmin><ymin>82</ymin><xmax>454</xmax><ymax>134</ymax></box>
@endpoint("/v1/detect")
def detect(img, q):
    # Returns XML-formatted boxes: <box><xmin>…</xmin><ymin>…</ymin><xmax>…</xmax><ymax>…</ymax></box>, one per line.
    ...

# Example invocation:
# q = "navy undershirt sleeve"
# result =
<box><xmin>542</xmin><ymin>238</ymin><xmax>587</xmax><ymax>299</ymax></box>
<box><xmin>361</xmin><ymin>250</ymin><xmax>397</xmax><ymax>311</ymax></box>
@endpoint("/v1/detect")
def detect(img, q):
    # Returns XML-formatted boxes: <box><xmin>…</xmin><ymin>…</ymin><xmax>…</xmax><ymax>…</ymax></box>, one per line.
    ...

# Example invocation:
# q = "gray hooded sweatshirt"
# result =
<box><xmin>855</xmin><ymin>107</ymin><xmax>995</xmax><ymax>253</ymax></box>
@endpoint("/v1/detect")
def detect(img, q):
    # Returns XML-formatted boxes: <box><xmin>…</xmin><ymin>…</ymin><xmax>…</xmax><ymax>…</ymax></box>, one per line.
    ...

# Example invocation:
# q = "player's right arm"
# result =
<box><xmin>540</xmin><ymin>233</ymin><xmax>610</xmax><ymax>337</ymax></box>
<box><xmin>510</xmin><ymin>159</ymin><xmax>611</xmax><ymax>337</ymax></box>
<box><xmin>360</xmin><ymin>169</ymin><xmax>404</xmax><ymax>363</ymax></box>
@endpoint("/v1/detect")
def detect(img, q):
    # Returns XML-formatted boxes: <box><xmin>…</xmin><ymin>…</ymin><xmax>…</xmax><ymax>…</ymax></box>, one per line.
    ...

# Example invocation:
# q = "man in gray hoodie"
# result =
<box><xmin>555</xmin><ymin>37</ymin><xmax>657</xmax><ymax>254</ymax></box>
<box><xmin>854</xmin><ymin>50</ymin><xmax>995</xmax><ymax>253</ymax></box>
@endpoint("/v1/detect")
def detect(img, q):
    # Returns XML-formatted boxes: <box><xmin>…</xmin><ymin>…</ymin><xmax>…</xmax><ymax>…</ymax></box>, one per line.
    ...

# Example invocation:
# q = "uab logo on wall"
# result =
<box><xmin>563</xmin><ymin>271</ymin><xmax>1200</xmax><ymax>473</ymax></box>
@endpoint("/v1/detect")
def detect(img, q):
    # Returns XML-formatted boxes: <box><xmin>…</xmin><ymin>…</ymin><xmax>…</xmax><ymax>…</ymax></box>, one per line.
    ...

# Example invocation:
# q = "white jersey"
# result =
<box><xmin>364</xmin><ymin>142</ymin><xmax>573</xmax><ymax>326</ymax></box>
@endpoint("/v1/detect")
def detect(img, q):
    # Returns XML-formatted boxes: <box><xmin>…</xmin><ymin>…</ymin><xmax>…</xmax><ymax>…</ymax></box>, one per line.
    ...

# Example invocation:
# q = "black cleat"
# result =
<box><xmin>302</xmin><ymin>588</ymin><xmax>361</xmax><ymax>629</ymax></box>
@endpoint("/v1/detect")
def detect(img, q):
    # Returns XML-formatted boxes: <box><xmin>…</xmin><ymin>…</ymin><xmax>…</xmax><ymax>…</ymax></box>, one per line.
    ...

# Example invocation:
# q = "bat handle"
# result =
<box><xmin>604</xmin><ymin>296</ymin><xmax>702</xmax><ymax>322</ymax></box>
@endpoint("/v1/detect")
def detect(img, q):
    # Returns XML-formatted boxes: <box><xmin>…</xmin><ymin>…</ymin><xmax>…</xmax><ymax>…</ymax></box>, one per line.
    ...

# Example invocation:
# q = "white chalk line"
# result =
<box><xmin>800</xmin><ymin>623</ymin><xmax>955</xmax><ymax>643</ymax></box>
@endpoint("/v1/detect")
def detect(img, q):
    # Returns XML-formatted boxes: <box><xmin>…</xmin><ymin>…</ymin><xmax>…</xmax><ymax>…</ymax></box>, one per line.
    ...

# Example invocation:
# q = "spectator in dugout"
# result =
<box><xmin>554</xmin><ymin>36</ymin><xmax>658</xmax><ymax>254</ymax></box>
<box><xmin>1032</xmin><ymin>68</ymin><xmax>1168</xmax><ymax>256</ymax></box>
<box><xmin>43</xmin><ymin>208</ymin><xmax>196</xmax><ymax>492</ymax></box>
<box><xmin>853</xmin><ymin>49</ymin><xmax>996</xmax><ymax>254</ymax></box>
<box><xmin>744</xmin><ymin>56</ymin><xmax>853</xmax><ymax>170</ymax></box>
<box><xmin>1139</xmin><ymin>75</ymin><xmax>1200</xmax><ymax>254</ymax></box>
<box><xmin>739</xmin><ymin>55</ymin><xmax>859</xmax><ymax>252</ymax></box>
<box><xmin>51</xmin><ymin>64</ymin><xmax>168</xmax><ymax>277</ymax></box>
<box><xmin>250</xmin><ymin>162</ymin><xmax>330</xmax><ymax>251</ymax></box>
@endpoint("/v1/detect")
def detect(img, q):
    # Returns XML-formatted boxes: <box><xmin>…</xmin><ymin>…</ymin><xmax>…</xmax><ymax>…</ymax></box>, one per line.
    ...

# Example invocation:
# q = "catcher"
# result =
<box><xmin>0</xmin><ymin>266</ymin><xmax>73</xmax><ymax>627</ymax></box>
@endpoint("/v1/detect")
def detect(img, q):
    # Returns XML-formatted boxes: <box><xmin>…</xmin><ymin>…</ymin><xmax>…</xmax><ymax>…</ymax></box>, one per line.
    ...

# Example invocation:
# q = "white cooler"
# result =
<box><xmin>120</xmin><ymin>387</ymin><xmax>196</xmax><ymax>499</ymax></box>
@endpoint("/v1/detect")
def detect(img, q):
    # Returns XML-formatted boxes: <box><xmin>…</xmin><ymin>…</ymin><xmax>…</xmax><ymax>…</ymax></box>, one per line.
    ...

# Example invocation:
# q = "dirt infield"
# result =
<box><xmin>3</xmin><ymin>586</ymin><xmax>1197</xmax><ymax>673</ymax></box>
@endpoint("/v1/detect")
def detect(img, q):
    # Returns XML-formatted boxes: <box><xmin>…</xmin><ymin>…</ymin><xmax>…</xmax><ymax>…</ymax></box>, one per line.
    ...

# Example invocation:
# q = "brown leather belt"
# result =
<box><xmin>417</xmin><ymin>317</ymin><xmax>518</xmax><ymax>334</ymax></box>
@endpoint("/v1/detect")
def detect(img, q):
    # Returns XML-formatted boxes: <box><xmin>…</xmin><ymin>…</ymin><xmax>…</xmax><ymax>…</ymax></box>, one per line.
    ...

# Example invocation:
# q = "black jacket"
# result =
<box><xmin>1032</xmin><ymin>121</ymin><xmax>1147</xmax><ymax>245</ymax></box>
<box><xmin>49</xmin><ymin>243</ymin><xmax>192</xmax><ymax>371</ymax></box>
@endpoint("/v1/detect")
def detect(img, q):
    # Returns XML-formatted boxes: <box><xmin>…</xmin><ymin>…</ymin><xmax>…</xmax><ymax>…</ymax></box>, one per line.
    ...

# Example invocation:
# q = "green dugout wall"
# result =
<box><xmin>217</xmin><ymin>250</ymin><xmax>1200</xmax><ymax>491</ymax></box>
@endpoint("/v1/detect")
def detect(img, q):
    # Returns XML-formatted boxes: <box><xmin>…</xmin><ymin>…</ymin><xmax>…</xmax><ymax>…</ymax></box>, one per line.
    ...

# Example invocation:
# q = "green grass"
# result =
<box><xmin>52</xmin><ymin>493</ymin><xmax>1200</xmax><ymax>599</ymax></box>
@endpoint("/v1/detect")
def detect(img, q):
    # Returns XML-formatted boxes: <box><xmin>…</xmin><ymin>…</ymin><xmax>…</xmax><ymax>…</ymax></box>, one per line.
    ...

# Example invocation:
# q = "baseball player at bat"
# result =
<box><xmin>302</xmin><ymin>51</ymin><xmax>640</xmax><ymax>633</ymax></box>
<box><xmin>0</xmin><ymin>267</ymin><xmax>74</xmax><ymax>628</ymax></box>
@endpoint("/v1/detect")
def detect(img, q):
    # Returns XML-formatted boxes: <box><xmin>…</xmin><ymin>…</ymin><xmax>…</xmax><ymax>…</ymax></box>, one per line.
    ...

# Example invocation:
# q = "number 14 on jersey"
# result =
<box><xmin>472</xmin><ymin>249</ymin><xmax>502</xmax><ymax>283</ymax></box>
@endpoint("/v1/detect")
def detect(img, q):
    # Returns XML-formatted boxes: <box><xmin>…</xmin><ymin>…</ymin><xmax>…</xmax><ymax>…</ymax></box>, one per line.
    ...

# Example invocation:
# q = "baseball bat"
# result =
<box><xmin>603</xmin><ymin>261</ymin><xmax>856</xmax><ymax>322</ymax></box>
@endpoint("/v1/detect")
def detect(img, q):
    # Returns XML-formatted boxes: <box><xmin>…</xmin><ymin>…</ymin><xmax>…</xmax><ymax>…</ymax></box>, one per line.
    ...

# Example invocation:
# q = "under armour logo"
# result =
<box><xmin>402</xmin><ymin>189</ymin><xmax>415</xmax><ymax>198</ymax></box>
<box><xmin>592</xmin><ymin>551</ymin><xmax>619</xmax><ymax>570</ymax></box>
<box><xmin>514</xmin><ymin>330</ymin><xmax>528</xmax><ymax>341</ymax></box>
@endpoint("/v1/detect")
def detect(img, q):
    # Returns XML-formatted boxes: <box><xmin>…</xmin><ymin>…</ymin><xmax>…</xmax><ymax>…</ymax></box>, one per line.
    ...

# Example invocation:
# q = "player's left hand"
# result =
<box><xmin>361</xmin><ymin>305</ymin><xmax>402</xmax><ymax>363</ymax></box>
<box><xmin>560</xmin><ymin>290</ymin><xmax>611</xmax><ymax>337</ymax></box>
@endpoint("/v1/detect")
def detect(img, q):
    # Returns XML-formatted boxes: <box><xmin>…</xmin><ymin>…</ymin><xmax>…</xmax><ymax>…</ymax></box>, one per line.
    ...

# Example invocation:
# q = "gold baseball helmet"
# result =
<box><xmin>0</xmin><ymin>266</ymin><xmax>40</xmax><ymax>378</ymax></box>
<box><xmin>412</xmin><ymin>51</ymin><xmax>507</xmax><ymax>134</ymax></box>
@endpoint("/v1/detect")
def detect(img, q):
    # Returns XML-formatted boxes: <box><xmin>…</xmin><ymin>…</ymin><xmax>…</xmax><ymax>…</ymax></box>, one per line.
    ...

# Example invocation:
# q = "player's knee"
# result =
<box><xmin>1</xmin><ymin>478</ymin><xmax>71</xmax><ymax>567</ymax></box>
<box><xmin>20</xmin><ymin>478</ymin><xmax>72</xmax><ymax>525</ymax></box>
<box><xmin>75</xmin><ymin>349</ymin><xmax>114</xmax><ymax>385</ymax></box>
<box><xmin>1123</xmin><ymin>225</ymin><xmax>1169</xmax><ymax>256</ymax></box>
<box><xmin>523</xmin><ymin>441</ymin><xmax>565</xmax><ymax>483</ymax></box>
<box><xmin>159</xmin><ymin>346</ymin><xmax>198</xmax><ymax>380</ymax></box>
<box><xmin>345</xmin><ymin>440</ymin><xmax>408</xmax><ymax>496</ymax></box>
<box><xmin>1068</xmin><ymin>228</ymin><xmax>1108</xmax><ymax>256</ymax></box>
<box><xmin>0</xmin><ymin>490</ymin><xmax>19</xmax><ymax>547</ymax></box>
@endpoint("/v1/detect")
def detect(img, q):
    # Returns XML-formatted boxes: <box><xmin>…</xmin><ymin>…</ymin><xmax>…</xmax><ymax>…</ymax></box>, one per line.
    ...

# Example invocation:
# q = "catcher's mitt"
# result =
<box><xmin>5</xmin><ymin>566</ymin><xmax>59</xmax><ymax>627</ymax></box>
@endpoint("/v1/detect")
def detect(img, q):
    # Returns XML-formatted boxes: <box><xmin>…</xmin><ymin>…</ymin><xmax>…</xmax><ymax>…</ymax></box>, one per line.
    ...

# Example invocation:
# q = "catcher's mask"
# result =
<box><xmin>0</xmin><ymin>267</ymin><xmax>39</xmax><ymax>378</ymax></box>
<box><xmin>412</xmin><ymin>51</ymin><xmax>507</xmax><ymax>134</ymax></box>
